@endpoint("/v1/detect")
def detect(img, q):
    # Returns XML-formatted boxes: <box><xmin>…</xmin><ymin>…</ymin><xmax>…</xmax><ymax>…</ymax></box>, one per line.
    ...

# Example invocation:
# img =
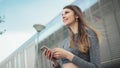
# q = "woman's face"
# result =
<box><xmin>62</xmin><ymin>8</ymin><xmax>76</xmax><ymax>26</ymax></box>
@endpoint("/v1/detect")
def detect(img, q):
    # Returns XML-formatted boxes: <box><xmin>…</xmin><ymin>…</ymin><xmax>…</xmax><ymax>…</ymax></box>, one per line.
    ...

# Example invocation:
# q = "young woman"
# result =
<box><xmin>44</xmin><ymin>5</ymin><xmax>102</xmax><ymax>68</ymax></box>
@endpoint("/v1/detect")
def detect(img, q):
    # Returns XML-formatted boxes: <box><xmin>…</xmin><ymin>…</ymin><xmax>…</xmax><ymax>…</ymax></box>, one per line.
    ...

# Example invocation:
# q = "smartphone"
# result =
<box><xmin>40</xmin><ymin>46</ymin><xmax>48</xmax><ymax>52</ymax></box>
<box><xmin>40</xmin><ymin>46</ymin><xmax>56</xmax><ymax>60</ymax></box>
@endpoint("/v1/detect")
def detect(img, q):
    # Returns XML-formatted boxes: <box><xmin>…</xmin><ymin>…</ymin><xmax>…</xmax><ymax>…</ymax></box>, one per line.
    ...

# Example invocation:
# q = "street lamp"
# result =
<box><xmin>33</xmin><ymin>24</ymin><xmax>45</xmax><ymax>68</ymax></box>
<box><xmin>33</xmin><ymin>24</ymin><xmax>45</xmax><ymax>32</ymax></box>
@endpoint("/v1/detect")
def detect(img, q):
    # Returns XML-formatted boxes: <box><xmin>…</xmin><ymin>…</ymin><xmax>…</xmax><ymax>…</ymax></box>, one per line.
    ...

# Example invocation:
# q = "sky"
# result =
<box><xmin>0</xmin><ymin>0</ymin><xmax>75</xmax><ymax>62</ymax></box>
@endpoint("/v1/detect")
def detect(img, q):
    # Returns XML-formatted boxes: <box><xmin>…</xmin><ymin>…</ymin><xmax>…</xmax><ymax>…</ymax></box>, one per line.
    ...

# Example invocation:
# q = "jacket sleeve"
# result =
<box><xmin>71</xmin><ymin>35</ymin><xmax>101</xmax><ymax>68</ymax></box>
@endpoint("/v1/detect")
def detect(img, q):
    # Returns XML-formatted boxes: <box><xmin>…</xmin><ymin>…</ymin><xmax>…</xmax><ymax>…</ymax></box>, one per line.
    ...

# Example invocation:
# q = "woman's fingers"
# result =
<box><xmin>53</xmin><ymin>52</ymin><xmax>61</xmax><ymax>59</ymax></box>
<box><xmin>44</xmin><ymin>49</ymin><xmax>47</xmax><ymax>56</ymax></box>
<box><xmin>44</xmin><ymin>49</ymin><xmax>54</xmax><ymax>60</ymax></box>
<box><xmin>50</xmin><ymin>51</ymin><xmax>53</xmax><ymax>60</ymax></box>
<box><xmin>44</xmin><ymin>49</ymin><xmax>49</xmax><ymax>58</ymax></box>
<box><xmin>47</xmin><ymin>50</ymin><xmax>51</xmax><ymax>59</ymax></box>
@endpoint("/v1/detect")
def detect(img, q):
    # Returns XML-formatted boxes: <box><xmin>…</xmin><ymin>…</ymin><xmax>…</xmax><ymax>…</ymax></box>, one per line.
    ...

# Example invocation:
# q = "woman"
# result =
<box><xmin>44</xmin><ymin>5</ymin><xmax>101</xmax><ymax>68</ymax></box>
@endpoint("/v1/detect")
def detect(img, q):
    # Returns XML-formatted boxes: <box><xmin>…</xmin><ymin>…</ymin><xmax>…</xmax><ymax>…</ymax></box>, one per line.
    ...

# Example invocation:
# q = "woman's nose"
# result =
<box><xmin>62</xmin><ymin>15</ymin><xmax>65</xmax><ymax>19</ymax></box>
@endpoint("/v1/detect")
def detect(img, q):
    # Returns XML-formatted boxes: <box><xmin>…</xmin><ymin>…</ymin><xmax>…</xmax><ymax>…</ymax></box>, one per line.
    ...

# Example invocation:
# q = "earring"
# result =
<box><xmin>75</xmin><ymin>16</ymin><xmax>78</xmax><ymax>22</ymax></box>
<box><xmin>76</xmin><ymin>18</ymin><xmax>78</xmax><ymax>22</ymax></box>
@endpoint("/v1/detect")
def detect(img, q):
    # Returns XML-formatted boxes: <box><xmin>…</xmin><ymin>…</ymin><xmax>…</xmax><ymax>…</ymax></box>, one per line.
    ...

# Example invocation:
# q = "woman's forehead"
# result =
<box><xmin>62</xmin><ymin>8</ymin><xmax>73</xmax><ymax>13</ymax></box>
<box><xmin>63</xmin><ymin>8</ymin><xmax>72</xmax><ymax>11</ymax></box>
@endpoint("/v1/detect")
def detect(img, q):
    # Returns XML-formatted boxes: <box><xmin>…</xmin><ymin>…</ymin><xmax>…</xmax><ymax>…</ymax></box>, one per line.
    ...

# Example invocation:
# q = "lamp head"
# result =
<box><xmin>33</xmin><ymin>24</ymin><xmax>45</xmax><ymax>32</ymax></box>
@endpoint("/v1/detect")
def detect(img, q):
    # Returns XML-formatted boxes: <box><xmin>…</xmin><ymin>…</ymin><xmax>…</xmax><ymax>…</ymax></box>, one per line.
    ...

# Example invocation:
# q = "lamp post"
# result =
<box><xmin>33</xmin><ymin>24</ymin><xmax>45</xmax><ymax>68</ymax></box>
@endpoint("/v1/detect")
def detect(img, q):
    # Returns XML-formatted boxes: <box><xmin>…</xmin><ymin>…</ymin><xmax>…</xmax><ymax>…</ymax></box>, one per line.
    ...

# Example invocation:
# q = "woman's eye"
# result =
<box><xmin>62</xmin><ymin>11</ymin><xmax>69</xmax><ymax>16</ymax></box>
<box><xmin>65</xmin><ymin>11</ymin><xmax>69</xmax><ymax>14</ymax></box>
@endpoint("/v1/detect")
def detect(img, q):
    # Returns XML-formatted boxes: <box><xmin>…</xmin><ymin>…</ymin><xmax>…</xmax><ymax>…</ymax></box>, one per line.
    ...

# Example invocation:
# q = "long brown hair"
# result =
<box><xmin>63</xmin><ymin>5</ymin><xmax>101</xmax><ymax>53</ymax></box>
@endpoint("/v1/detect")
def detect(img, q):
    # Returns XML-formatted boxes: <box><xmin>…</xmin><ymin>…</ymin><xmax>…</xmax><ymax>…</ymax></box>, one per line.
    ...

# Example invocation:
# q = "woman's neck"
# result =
<box><xmin>69</xmin><ymin>22</ymin><xmax>78</xmax><ymax>34</ymax></box>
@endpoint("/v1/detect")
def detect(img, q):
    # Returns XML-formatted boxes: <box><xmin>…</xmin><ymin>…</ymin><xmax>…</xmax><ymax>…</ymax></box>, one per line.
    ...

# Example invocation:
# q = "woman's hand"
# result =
<box><xmin>44</xmin><ymin>49</ymin><xmax>59</xmax><ymax>67</ymax></box>
<box><xmin>53</xmin><ymin>48</ymin><xmax>67</xmax><ymax>59</ymax></box>
<box><xmin>53</xmin><ymin>48</ymin><xmax>74</xmax><ymax>61</ymax></box>
<box><xmin>44</xmin><ymin>49</ymin><xmax>55</xmax><ymax>60</ymax></box>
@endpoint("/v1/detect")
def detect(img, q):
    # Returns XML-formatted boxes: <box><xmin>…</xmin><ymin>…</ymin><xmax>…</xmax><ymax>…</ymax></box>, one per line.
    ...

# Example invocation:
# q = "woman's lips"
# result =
<box><xmin>63</xmin><ymin>18</ymin><xmax>68</xmax><ymax>22</ymax></box>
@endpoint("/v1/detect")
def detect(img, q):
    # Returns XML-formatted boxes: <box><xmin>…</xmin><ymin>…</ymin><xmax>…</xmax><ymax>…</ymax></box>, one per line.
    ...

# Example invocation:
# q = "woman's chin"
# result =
<box><xmin>64</xmin><ymin>24</ymin><xmax>69</xmax><ymax>27</ymax></box>
<box><xmin>64</xmin><ymin>22</ymin><xmax>70</xmax><ymax>26</ymax></box>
